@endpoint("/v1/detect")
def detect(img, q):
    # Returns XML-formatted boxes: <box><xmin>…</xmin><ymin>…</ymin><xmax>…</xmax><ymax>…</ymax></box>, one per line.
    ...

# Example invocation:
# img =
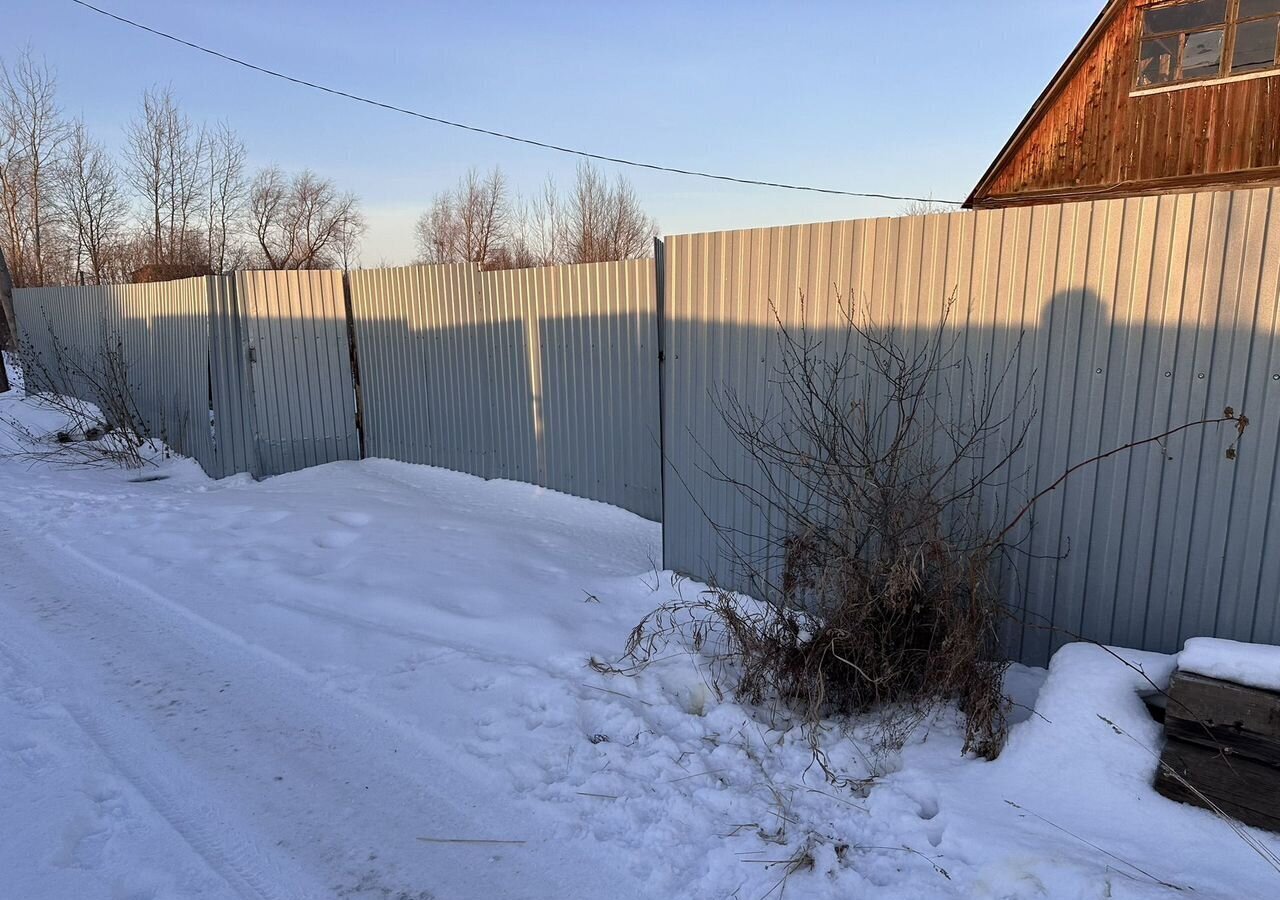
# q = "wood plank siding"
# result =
<box><xmin>968</xmin><ymin>0</ymin><xmax>1280</xmax><ymax>208</ymax></box>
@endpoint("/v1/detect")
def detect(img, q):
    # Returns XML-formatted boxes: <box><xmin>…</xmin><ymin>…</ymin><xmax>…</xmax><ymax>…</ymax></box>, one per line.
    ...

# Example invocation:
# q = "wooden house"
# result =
<box><xmin>966</xmin><ymin>0</ymin><xmax>1280</xmax><ymax>208</ymax></box>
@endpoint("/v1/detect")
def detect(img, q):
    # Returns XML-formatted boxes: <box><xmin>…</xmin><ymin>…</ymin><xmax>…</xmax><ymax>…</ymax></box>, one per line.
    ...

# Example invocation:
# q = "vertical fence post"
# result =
<box><xmin>0</xmin><ymin>246</ymin><xmax>14</xmax><ymax>393</ymax></box>
<box><xmin>654</xmin><ymin>237</ymin><xmax>668</xmax><ymax>565</ymax></box>
<box><xmin>342</xmin><ymin>270</ymin><xmax>368</xmax><ymax>460</ymax></box>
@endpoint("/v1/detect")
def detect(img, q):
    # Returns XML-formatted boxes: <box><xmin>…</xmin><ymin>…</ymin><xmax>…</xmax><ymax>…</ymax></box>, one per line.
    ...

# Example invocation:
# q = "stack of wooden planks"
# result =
<box><xmin>1156</xmin><ymin>669</ymin><xmax>1280</xmax><ymax>833</ymax></box>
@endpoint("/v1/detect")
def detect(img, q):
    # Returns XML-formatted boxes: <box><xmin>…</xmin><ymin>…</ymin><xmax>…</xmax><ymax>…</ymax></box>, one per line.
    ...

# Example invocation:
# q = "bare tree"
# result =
<box><xmin>250</xmin><ymin>166</ymin><xmax>364</xmax><ymax>270</ymax></box>
<box><xmin>54</xmin><ymin>121</ymin><xmax>127</xmax><ymax>285</ymax></box>
<box><xmin>413</xmin><ymin>167</ymin><xmax>508</xmax><ymax>267</ymax></box>
<box><xmin>203</xmin><ymin>122</ymin><xmax>246</xmax><ymax>273</ymax></box>
<box><xmin>124</xmin><ymin>87</ymin><xmax>206</xmax><ymax>268</ymax></box>
<box><xmin>0</xmin><ymin>49</ymin><xmax>70</xmax><ymax>287</ymax></box>
<box><xmin>333</xmin><ymin>211</ymin><xmax>364</xmax><ymax>272</ymax></box>
<box><xmin>413</xmin><ymin>165</ymin><xmax>655</xmax><ymax>270</ymax></box>
<box><xmin>506</xmin><ymin>178</ymin><xmax>564</xmax><ymax>268</ymax></box>
<box><xmin>0</xmin><ymin>124</ymin><xmax>32</xmax><ymax>287</ymax></box>
<box><xmin>413</xmin><ymin>193</ymin><xmax>459</xmax><ymax>265</ymax></box>
<box><xmin>563</xmin><ymin>162</ymin><xmax>656</xmax><ymax>264</ymax></box>
<box><xmin>899</xmin><ymin>197</ymin><xmax>961</xmax><ymax>217</ymax></box>
<box><xmin>454</xmin><ymin>167</ymin><xmax>507</xmax><ymax>265</ymax></box>
<box><xmin>249</xmin><ymin>165</ymin><xmax>290</xmax><ymax>269</ymax></box>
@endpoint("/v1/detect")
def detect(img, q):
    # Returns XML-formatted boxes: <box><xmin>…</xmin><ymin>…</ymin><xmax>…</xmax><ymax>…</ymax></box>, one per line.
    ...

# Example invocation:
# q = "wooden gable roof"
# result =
<box><xmin>965</xmin><ymin>1</ymin><xmax>1128</xmax><ymax>208</ymax></box>
<box><xmin>967</xmin><ymin>0</ymin><xmax>1280</xmax><ymax>208</ymax></box>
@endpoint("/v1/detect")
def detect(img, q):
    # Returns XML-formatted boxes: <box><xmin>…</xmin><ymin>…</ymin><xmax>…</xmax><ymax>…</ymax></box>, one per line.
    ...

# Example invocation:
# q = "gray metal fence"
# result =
<box><xmin>12</xmin><ymin>186</ymin><xmax>1280</xmax><ymax>663</ymax></box>
<box><xmin>14</xmin><ymin>271</ymin><xmax>362</xmax><ymax>480</ymax></box>
<box><xmin>237</xmin><ymin>269</ymin><xmax>361</xmax><ymax>477</ymax></box>
<box><xmin>14</xmin><ymin>277</ymin><xmax>234</xmax><ymax>476</ymax></box>
<box><xmin>349</xmin><ymin>260</ymin><xmax>662</xmax><ymax>520</ymax></box>
<box><xmin>661</xmin><ymin>187</ymin><xmax>1280</xmax><ymax>664</ymax></box>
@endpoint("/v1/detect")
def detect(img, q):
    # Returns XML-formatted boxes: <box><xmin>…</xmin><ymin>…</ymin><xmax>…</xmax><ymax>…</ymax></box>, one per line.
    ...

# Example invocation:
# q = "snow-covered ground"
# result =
<box><xmin>1</xmin><ymin>360</ymin><xmax>1277</xmax><ymax>900</ymax></box>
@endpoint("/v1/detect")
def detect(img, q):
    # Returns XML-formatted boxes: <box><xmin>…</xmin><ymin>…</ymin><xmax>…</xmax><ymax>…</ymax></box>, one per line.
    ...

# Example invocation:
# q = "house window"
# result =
<box><xmin>1136</xmin><ymin>0</ymin><xmax>1280</xmax><ymax>88</ymax></box>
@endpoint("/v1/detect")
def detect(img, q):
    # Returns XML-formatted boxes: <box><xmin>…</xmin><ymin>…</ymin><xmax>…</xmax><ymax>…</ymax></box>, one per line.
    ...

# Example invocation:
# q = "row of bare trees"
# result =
<box><xmin>3</xmin><ymin>47</ymin><xmax>659</xmax><ymax>288</ymax></box>
<box><xmin>413</xmin><ymin>163</ymin><xmax>658</xmax><ymax>270</ymax></box>
<box><xmin>0</xmin><ymin>50</ymin><xmax>367</xmax><ymax>287</ymax></box>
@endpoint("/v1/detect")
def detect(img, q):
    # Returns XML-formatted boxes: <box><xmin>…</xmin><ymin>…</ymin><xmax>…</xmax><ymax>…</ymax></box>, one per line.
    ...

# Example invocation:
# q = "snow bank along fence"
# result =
<box><xmin>12</xmin><ymin>185</ymin><xmax>1280</xmax><ymax>663</ymax></box>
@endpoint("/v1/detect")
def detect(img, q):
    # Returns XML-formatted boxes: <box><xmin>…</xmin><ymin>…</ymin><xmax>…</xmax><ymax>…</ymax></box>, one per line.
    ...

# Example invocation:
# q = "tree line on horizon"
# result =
<box><xmin>413</xmin><ymin>163</ymin><xmax>658</xmax><ymax>271</ymax></box>
<box><xmin>0</xmin><ymin>50</ymin><xmax>366</xmax><ymax>288</ymax></box>
<box><xmin>0</xmin><ymin>48</ymin><xmax>661</xmax><ymax>291</ymax></box>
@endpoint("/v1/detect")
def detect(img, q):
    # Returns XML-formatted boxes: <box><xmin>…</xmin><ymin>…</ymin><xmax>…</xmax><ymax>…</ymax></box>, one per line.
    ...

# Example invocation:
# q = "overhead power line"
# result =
<box><xmin>69</xmin><ymin>0</ymin><xmax>961</xmax><ymax>206</ymax></box>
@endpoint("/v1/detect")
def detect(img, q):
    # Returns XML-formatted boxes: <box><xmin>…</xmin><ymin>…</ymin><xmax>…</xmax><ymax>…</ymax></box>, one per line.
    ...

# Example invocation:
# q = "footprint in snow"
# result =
<box><xmin>4</xmin><ymin>732</ymin><xmax>53</xmax><ymax>772</ymax></box>
<box><xmin>911</xmin><ymin>792</ymin><xmax>946</xmax><ymax>848</ymax></box>
<box><xmin>313</xmin><ymin>530</ymin><xmax>361</xmax><ymax>549</ymax></box>
<box><xmin>329</xmin><ymin>511</ymin><xmax>372</xmax><ymax>528</ymax></box>
<box><xmin>53</xmin><ymin>782</ymin><xmax>131</xmax><ymax>871</ymax></box>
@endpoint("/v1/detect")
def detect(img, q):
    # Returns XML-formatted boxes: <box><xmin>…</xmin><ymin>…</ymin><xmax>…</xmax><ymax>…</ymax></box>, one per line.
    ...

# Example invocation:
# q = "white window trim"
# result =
<box><xmin>1130</xmin><ymin>64</ymin><xmax>1280</xmax><ymax>96</ymax></box>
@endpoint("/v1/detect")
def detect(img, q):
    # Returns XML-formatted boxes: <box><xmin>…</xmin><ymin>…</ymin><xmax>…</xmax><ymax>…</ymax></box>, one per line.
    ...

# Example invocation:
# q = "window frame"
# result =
<box><xmin>1134</xmin><ymin>0</ymin><xmax>1280</xmax><ymax>90</ymax></box>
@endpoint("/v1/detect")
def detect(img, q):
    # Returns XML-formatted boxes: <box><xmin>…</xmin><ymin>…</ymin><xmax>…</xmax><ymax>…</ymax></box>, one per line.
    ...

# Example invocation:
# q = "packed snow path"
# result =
<box><xmin>0</xmin><ymin>498</ymin><xmax>648</xmax><ymax>900</ymax></box>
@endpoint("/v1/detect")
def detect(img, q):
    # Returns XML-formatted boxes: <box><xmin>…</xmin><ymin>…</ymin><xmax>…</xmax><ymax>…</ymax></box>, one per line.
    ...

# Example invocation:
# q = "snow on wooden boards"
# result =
<box><xmin>1156</xmin><ymin>670</ymin><xmax>1280</xmax><ymax>833</ymax></box>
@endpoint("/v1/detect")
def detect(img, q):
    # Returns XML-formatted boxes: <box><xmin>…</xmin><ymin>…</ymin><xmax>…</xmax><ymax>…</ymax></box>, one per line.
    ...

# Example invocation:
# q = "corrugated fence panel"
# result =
<box><xmin>208</xmin><ymin>275</ymin><xmax>257</xmax><ymax>478</ymax></box>
<box><xmin>348</xmin><ymin>263</ymin><xmax>488</xmax><ymax>476</ymax></box>
<box><xmin>13</xmin><ymin>277</ymin><xmax>225</xmax><ymax>477</ymax></box>
<box><xmin>236</xmin><ymin>270</ymin><xmax>360</xmax><ymax>477</ymax></box>
<box><xmin>526</xmin><ymin>259</ymin><xmax>661</xmax><ymax>518</ymax></box>
<box><xmin>662</xmin><ymin>187</ymin><xmax>1280</xmax><ymax>665</ymax></box>
<box><xmin>349</xmin><ymin>260</ymin><xmax>661</xmax><ymax>520</ymax></box>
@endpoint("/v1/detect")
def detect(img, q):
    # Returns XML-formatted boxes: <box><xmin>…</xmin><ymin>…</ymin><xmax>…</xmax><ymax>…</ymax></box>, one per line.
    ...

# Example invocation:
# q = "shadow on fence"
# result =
<box><xmin>661</xmin><ymin>288</ymin><xmax>1280</xmax><ymax>666</ymax></box>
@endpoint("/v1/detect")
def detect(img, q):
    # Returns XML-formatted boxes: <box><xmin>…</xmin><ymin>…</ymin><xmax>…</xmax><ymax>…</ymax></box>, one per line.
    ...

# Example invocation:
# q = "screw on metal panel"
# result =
<box><xmin>1198</xmin><ymin>373</ymin><xmax>1206</xmax><ymax>379</ymax></box>
<box><xmin>1274</xmin><ymin>374</ymin><xmax>1280</xmax><ymax>381</ymax></box>
<box><xmin>1164</xmin><ymin>372</ymin><xmax>1172</xmax><ymax>378</ymax></box>
<box><xmin>1096</xmin><ymin>368</ymin><xmax>1103</xmax><ymax>374</ymax></box>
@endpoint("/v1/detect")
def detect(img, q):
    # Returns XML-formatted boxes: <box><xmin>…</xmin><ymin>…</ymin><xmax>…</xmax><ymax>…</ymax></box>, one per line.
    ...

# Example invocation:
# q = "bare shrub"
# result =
<box><xmin>5</xmin><ymin>329</ymin><xmax>153</xmax><ymax>468</ymax></box>
<box><xmin>595</xmin><ymin>293</ymin><xmax>1249</xmax><ymax>775</ymax></box>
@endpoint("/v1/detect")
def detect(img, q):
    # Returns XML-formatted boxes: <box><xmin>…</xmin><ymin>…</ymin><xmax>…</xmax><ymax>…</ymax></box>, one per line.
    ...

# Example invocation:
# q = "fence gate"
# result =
<box><xmin>237</xmin><ymin>270</ymin><xmax>361</xmax><ymax>477</ymax></box>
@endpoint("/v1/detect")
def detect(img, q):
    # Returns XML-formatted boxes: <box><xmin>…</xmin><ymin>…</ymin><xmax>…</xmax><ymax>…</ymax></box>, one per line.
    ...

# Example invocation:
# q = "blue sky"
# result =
<box><xmin>10</xmin><ymin>1</ymin><xmax>1101</xmax><ymax>264</ymax></box>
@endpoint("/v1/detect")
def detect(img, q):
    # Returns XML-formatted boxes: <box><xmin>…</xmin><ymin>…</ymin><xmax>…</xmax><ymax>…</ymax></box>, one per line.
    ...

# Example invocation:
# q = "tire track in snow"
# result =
<box><xmin>60</xmin><ymin>700</ymin><xmax>304</xmax><ymax>900</ymax></box>
<box><xmin>0</xmin><ymin>524</ymin><xmax>471</xmax><ymax>896</ymax></box>
<box><xmin>0</xmin><ymin>513</ymin><xmax>630</xmax><ymax>900</ymax></box>
<box><xmin>0</xmin><ymin>588</ymin><xmax>312</xmax><ymax>900</ymax></box>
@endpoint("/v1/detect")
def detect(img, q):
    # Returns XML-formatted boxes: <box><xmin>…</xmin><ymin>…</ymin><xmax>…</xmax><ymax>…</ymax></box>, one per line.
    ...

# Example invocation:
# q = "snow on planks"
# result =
<box><xmin>1156</xmin><ymin>670</ymin><xmax>1280</xmax><ymax>833</ymax></box>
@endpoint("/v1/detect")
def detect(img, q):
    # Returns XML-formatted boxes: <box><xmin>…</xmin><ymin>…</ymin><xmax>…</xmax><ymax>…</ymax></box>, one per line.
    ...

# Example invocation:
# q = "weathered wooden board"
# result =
<box><xmin>1165</xmin><ymin>671</ymin><xmax>1280</xmax><ymax>766</ymax></box>
<box><xmin>970</xmin><ymin>1</ymin><xmax>1280</xmax><ymax>208</ymax></box>
<box><xmin>1166</xmin><ymin>717</ymin><xmax>1280</xmax><ymax>768</ymax></box>
<box><xmin>1156</xmin><ymin>738</ymin><xmax>1280</xmax><ymax>833</ymax></box>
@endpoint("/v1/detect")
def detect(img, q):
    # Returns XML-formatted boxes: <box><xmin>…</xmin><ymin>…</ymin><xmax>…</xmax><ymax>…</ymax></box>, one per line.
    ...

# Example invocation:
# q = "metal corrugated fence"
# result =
<box><xmin>237</xmin><ymin>270</ymin><xmax>360</xmax><ymax>477</ymax></box>
<box><xmin>661</xmin><ymin>187</ymin><xmax>1280</xmax><ymax>664</ymax></box>
<box><xmin>349</xmin><ymin>260</ymin><xmax>662</xmax><ymax>520</ymax></box>
<box><xmin>14</xmin><ymin>277</ymin><xmax>231</xmax><ymax>475</ymax></box>
<box><xmin>14</xmin><ymin>272</ymin><xmax>361</xmax><ymax>481</ymax></box>
<box><xmin>12</xmin><ymin>187</ymin><xmax>1280</xmax><ymax>663</ymax></box>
